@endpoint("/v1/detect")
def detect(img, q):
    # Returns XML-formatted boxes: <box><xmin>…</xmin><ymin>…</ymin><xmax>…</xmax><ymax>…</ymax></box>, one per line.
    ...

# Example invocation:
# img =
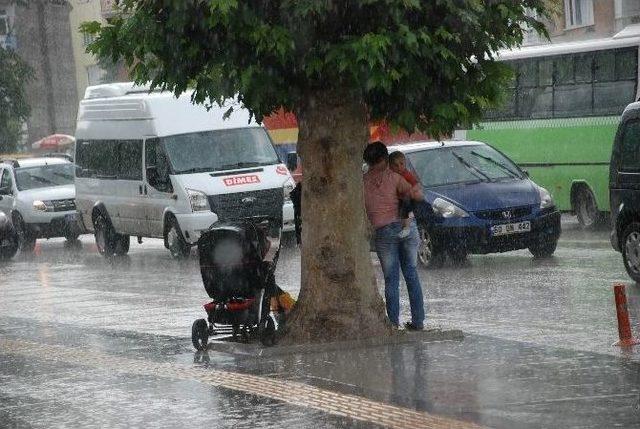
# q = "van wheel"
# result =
<box><xmin>417</xmin><ymin>225</ymin><xmax>444</xmax><ymax>268</ymax></box>
<box><xmin>622</xmin><ymin>222</ymin><xmax>640</xmax><ymax>283</ymax></box>
<box><xmin>165</xmin><ymin>216</ymin><xmax>190</xmax><ymax>259</ymax></box>
<box><xmin>114</xmin><ymin>235</ymin><xmax>130</xmax><ymax>256</ymax></box>
<box><xmin>12</xmin><ymin>212</ymin><xmax>36</xmax><ymax>253</ymax></box>
<box><xmin>574</xmin><ymin>187</ymin><xmax>602</xmax><ymax>229</ymax></box>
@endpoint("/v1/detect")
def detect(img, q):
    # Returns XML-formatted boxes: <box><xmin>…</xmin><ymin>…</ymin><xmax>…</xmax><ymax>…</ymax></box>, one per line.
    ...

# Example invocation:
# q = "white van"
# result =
<box><xmin>74</xmin><ymin>83</ymin><xmax>295</xmax><ymax>258</ymax></box>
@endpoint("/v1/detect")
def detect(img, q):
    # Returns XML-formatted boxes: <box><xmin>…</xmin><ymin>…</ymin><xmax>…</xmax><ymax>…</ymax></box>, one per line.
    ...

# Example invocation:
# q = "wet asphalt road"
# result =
<box><xmin>1</xmin><ymin>215</ymin><xmax>640</xmax><ymax>428</ymax></box>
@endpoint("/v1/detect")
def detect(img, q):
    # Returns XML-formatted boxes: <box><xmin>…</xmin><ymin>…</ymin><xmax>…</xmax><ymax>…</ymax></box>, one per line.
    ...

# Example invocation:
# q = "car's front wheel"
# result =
<box><xmin>622</xmin><ymin>222</ymin><xmax>640</xmax><ymax>283</ymax></box>
<box><xmin>528</xmin><ymin>239</ymin><xmax>558</xmax><ymax>258</ymax></box>
<box><xmin>417</xmin><ymin>225</ymin><xmax>444</xmax><ymax>268</ymax></box>
<box><xmin>12</xmin><ymin>212</ymin><xmax>36</xmax><ymax>253</ymax></box>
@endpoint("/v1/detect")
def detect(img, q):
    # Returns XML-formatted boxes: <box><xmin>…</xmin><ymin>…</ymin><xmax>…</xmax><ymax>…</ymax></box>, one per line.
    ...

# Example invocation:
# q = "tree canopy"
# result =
<box><xmin>0</xmin><ymin>47</ymin><xmax>31</xmax><ymax>153</ymax></box>
<box><xmin>83</xmin><ymin>0</ymin><xmax>547</xmax><ymax>343</ymax></box>
<box><xmin>83</xmin><ymin>0</ymin><xmax>546</xmax><ymax>137</ymax></box>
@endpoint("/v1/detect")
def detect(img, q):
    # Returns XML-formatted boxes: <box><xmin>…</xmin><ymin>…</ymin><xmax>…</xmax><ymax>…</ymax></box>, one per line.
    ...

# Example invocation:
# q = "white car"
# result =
<box><xmin>0</xmin><ymin>157</ymin><xmax>82</xmax><ymax>252</ymax></box>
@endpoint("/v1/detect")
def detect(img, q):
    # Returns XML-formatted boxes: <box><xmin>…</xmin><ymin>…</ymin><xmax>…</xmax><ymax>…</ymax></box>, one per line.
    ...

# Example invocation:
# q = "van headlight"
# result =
<box><xmin>283</xmin><ymin>178</ymin><xmax>295</xmax><ymax>202</ymax></box>
<box><xmin>538</xmin><ymin>186</ymin><xmax>554</xmax><ymax>209</ymax></box>
<box><xmin>432</xmin><ymin>197</ymin><xmax>469</xmax><ymax>218</ymax></box>
<box><xmin>33</xmin><ymin>200</ymin><xmax>51</xmax><ymax>212</ymax></box>
<box><xmin>185</xmin><ymin>189</ymin><xmax>210</xmax><ymax>212</ymax></box>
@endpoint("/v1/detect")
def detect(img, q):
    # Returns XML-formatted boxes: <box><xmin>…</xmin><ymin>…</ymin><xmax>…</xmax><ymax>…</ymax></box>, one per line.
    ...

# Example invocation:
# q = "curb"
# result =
<box><xmin>206</xmin><ymin>327</ymin><xmax>464</xmax><ymax>357</ymax></box>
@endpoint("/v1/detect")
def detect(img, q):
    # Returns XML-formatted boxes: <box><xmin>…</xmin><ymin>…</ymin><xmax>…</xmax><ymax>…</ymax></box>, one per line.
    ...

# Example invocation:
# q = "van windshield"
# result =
<box><xmin>15</xmin><ymin>163</ymin><xmax>75</xmax><ymax>191</ymax></box>
<box><xmin>405</xmin><ymin>145</ymin><xmax>524</xmax><ymax>187</ymax></box>
<box><xmin>162</xmin><ymin>128</ymin><xmax>280</xmax><ymax>174</ymax></box>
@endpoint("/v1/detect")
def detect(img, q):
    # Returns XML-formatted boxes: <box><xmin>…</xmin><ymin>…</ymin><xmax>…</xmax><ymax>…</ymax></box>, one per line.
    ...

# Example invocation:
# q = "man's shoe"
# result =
<box><xmin>404</xmin><ymin>322</ymin><xmax>423</xmax><ymax>331</ymax></box>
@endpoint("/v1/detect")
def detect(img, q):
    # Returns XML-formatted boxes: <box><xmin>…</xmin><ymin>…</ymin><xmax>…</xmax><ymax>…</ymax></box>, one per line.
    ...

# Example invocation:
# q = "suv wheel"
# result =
<box><xmin>12</xmin><ymin>212</ymin><xmax>36</xmax><ymax>253</ymax></box>
<box><xmin>622</xmin><ymin>222</ymin><xmax>640</xmax><ymax>283</ymax></box>
<box><xmin>165</xmin><ymin>216</ymin><xmax>190</xmax><ymax>259</ymax></box>
<box><xmin>0</xmin><ymin>228</ymin><xmax>18</xmax><ymax>260</ymax></box>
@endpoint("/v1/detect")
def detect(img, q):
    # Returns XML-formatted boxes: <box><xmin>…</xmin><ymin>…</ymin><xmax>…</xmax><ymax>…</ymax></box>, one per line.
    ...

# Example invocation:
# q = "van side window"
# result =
<box><xmin>620</xmin><ymin>119</ymin><xmax>640</xmax><ymax>171</ymax></box>
<box><xmin>145</xmin><ymin>138</ymin><xmax>172</xmax><ymax>192</ymax></box>
<box><xmin>118</xmin><ymin>140</ymin><xmax>143</xmax><ymax>180</ymax></box>
<box><xmin>77</xmin><ymin>139</ymin><xmax>142</xmax><ymax>179</ymax></box>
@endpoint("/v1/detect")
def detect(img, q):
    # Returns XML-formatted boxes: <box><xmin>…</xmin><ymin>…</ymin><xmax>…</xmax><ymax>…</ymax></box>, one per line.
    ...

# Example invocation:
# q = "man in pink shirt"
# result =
<box><xmin>363</xmin><ymin>142</ymin><xmax>425</xmax><ymax>330</ymax></box>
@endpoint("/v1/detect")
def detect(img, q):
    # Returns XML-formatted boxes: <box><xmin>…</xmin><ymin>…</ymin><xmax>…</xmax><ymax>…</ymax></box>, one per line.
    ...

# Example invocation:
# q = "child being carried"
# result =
<box><xmin>389</xmin><ymin>151</ymin><xmax>419</xmax><ymax>239</ymax></box>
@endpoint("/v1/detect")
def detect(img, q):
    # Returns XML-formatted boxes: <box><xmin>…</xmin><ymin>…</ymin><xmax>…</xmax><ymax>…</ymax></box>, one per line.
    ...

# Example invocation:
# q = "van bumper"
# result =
<box><xmin>175</xmin><ymin>212</ymin><xmax>219</xmax><ymax>245</ymax></box>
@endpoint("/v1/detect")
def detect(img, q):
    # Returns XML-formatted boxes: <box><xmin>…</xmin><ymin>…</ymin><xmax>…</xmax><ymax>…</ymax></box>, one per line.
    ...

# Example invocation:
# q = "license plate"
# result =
<box><xmin>491</xmin><ymin>221</ymin><xmax>531</xmax><ymax>237</ymax></box>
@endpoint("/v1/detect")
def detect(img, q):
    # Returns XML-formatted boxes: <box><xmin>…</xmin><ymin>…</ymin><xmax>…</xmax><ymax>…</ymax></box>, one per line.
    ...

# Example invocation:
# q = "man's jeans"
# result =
<box><xmin>374</xmin><ymin>220</ymin><xmax>425</xmax><ymax>327</ymax></box>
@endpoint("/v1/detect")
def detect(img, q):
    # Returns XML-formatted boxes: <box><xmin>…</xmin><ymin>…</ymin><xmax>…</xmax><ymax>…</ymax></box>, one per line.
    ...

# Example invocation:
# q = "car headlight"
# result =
<box><xmin>432</xmin><ymin>197</ymin><xmax>469</xmax><ymax>218</ymax></box>
<box><xmin>33</xmin><ymin>200</ymin><xmax>50</xmax><ymax>212</ymax></box>
<box><xmin>0</xmin><ymin>212</ymin><xmax>8</xmax><ymax>227</ymax></box>
<box><xmin>283</xmin><ymin>178</ymin><xmax>295</xmax><ymax>202</ymax></box>
<box><xmin>538</xmin><ymin>186</ymin><xmax>554</xmax><ymax>209</ymax></box>
<box><xmin>185</xmin><ymin>189</ymin><xmax>209</xmax><ymax>212</ymax></box>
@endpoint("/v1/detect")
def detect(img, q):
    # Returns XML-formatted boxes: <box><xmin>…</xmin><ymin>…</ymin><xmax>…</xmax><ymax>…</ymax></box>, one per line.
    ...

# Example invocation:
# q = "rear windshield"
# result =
<box><xmin>162</xmin><ymin>128</ymin><xmax>280</xmax><ymax>174</ymax></box>
<box><xmin>15</xmin><ymin>163</ymin><xmax>74</xmax><ymax>190</ymax></box>
<box><xmin>405</xmin><ymin>145</ymin><xmax>524</xmax><ymax>187</ymax></box>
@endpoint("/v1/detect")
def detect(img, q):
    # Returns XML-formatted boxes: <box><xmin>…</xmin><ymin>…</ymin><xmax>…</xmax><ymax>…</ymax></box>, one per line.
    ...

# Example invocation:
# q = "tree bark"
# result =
<box><xmin>282</xmin><ymin>88</ymin><xmax>390</xmax><ymax>344</ymax></box>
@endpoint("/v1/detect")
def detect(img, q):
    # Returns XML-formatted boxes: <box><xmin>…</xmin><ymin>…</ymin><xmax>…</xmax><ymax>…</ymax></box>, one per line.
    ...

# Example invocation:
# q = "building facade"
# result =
<box><xmin>69</xmin><ymin>0</ymin><xmax>105</xmax><ymax>101</ymax></box>
<box><xmin>526</xmin><ymin>0</ymin><xmax>640</xmax><ymax>46</ymax></box>
<box><xmin>0</xmin><ymin>0</ymin><xmax>78</xmax><ymax>146</ymax></box>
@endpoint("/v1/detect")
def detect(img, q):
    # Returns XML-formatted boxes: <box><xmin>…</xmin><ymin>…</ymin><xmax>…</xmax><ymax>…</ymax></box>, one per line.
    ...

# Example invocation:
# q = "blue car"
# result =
<box><xmin>391</xmin><ymin>141</ymin><xmax>561</xmax><ymax>267</ymax></box>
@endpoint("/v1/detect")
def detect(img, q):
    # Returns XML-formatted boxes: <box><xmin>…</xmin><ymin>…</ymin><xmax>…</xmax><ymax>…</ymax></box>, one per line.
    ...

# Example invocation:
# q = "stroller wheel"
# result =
<box><xmin>260</xmin><ymin>316</ymin><xmax>277</xmax><ymax>347</ymax></box>
<box><xmin>192</xmin><ymin>319</ymin><xmax>209</xmax><ymax>351</ymax></box>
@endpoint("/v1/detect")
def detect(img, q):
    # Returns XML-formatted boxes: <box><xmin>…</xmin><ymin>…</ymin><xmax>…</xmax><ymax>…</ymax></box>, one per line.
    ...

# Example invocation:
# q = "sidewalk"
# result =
<box><xmin>1</xmin><ymin>317</ymin><xmax>639</xmax><ymax>428</ymax></box>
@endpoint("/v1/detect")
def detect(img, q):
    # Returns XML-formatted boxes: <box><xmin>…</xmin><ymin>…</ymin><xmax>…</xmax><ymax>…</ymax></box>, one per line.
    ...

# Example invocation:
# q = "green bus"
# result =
<box><xmin>460</xmin><ymin>32</ymin><xmax>640</xmax><ymax>228</ymax></box>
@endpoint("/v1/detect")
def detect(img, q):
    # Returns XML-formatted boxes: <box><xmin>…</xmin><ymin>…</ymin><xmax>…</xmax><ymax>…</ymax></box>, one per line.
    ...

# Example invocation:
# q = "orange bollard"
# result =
<box><xmin>34</xmin><ymin>242</ymin><xmax>41</xmax><ymax>256</ymax></box>
<box><xmin>613</xmin><ymin>284</ymin><xmax>640</xmax><ymax>347</ymax></box>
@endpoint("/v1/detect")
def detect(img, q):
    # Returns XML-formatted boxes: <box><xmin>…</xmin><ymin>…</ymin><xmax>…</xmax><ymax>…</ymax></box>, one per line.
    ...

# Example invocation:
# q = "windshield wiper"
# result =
<box><xmin>175</xmin><ymin>167</ymin><xmax>213</xmax><ymax>174</ymax></box>
<box><xmin>469</xmin><ymin>151</ymin><xmax>521</xmax><ymax>179</ymax></box>
<box><xmin>451</xmin><ymin>152</ymin><xmax>492</xmax><ymax>182</ymax></box>
<box><xmin>218</xmin><ymin>161</ymin><xmax>272</xmax><ymax>170</ymax></box>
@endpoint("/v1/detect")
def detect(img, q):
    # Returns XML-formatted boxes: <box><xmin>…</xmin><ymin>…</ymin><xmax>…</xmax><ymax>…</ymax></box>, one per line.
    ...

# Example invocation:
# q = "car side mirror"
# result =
<box><xmin>522</xmin><ymin>169</ymin><xmax>530</xmax><ymax>178</ymax></box>
<box><xmin>286</xmin><ymin>152</ymin><xmax>298</xmax><ymax>172</ymax></box>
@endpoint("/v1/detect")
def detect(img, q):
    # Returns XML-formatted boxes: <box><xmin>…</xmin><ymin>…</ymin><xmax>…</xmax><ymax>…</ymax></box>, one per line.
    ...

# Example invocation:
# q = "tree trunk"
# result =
<box><xmin>282</xmin><ymin>88</ymin><xmax>390</xmax><ymax>344</ymax></box>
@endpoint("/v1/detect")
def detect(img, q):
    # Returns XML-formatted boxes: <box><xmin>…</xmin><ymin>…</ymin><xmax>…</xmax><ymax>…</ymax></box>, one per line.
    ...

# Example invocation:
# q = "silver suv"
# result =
<box><xmin>0</xmin><ymin>157</ymin><xmax>82</xmax><ymax>252</ymax></box>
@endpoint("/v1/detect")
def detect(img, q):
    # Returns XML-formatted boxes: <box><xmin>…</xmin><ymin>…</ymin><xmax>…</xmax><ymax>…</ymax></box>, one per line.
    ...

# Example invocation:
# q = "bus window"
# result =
<box><xmin>595</xmin><ymin>51</ymin><xmax>615</xmax><ymax>82</ymax></box>
<box><xmin>575</xmin><ymin>53</ymin><xmax>593</xmax><ymax>83</ymax></box>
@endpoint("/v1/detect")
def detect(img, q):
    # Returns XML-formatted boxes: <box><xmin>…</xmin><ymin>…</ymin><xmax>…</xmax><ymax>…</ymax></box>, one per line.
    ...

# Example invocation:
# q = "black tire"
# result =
<box><xmin>621</xmin><ymin>222</ymin><xmax>640</xmax><ymax>283</ymax></box>
<box><xmin>0</xmin><ymin>229</ymin><xmax>18</xmax><ymax>260</ymax></box>
<box><xmin>93</xmin><ymin>212</ymin><xmax>129</xmax><ymax>257</ymax></box>
<box><xmin>114</xmin><ymin>235</ymin><xmax>130</xmax><ymax>256</ymax></box>
<box><xmin>191</xmin><ymin>318</ymin><xmax>209</xmax><ymax>351</ymax></box>
<box><xmin>165</xmin><ymin>216</ymin><xmax>190</xmax><ymax>259</ymax></box>
<box><xmin>574</xmin><ymin>186</ymin><xmax>602</xmax><ymax>229</ymax></box>
<box><xmin>529</xmin><ymin>240</ymin><xmax>558</xmax><ymax>258</ymax></box>
<box><xmin>417</xmin><ymin>225</ymin><xmax>444</xmax><ymax>268</ymax></box>
<box><xmin>447</xmin><ymin>248</ymin><xmax>468</xmax><ymax>266</ymax></box>
<box><xmin>12</xmin><ymin>212</ymin><xmax>36</xmax><ymax>253</ymax></box>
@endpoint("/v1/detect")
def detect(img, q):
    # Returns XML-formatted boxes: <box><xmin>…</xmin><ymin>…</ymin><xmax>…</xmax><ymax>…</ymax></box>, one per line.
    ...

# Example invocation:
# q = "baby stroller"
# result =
<box><xmin>0</xmin><ymin>213</ymin><xmax>18</xmax><ymax>260</ymax></box>
<box><xmin>191</xmin><ymin>217</ymin><xmax>283</xmax><ymax>350</ymax></box>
